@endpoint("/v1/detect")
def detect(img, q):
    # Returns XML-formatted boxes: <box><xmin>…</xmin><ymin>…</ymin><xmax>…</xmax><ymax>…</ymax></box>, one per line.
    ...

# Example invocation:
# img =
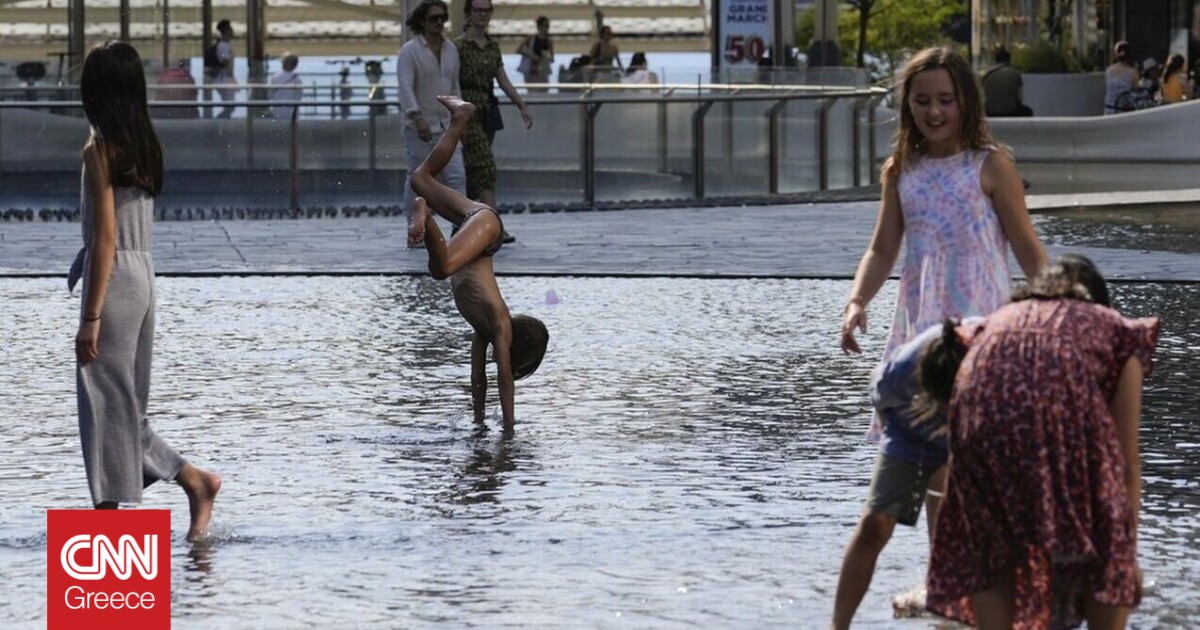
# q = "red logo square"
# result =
<box><xmin>47</xmin><ymin>509</ymin><xmax>171</xmax><ymax>630</ymax></box>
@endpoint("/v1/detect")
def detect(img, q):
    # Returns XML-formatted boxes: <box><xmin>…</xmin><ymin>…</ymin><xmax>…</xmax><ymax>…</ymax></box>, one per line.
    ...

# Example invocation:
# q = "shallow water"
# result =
<box><xmin>1035</xmin><ymin>207</ymin><xmax>1200</xmax><ymax>256</ymax></box>
<box><xmin>1</xmin><ymin>277</ymin><xmax>1196</xmax><ymax>628</ymax></box>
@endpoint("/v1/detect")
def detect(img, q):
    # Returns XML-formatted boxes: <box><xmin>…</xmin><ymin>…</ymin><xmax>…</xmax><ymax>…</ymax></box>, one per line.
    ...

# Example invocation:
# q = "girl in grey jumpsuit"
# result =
<box><xmin>72</xmin><ymin>41</ymin><xmax>220</xmax><ymax>542</ymax></box>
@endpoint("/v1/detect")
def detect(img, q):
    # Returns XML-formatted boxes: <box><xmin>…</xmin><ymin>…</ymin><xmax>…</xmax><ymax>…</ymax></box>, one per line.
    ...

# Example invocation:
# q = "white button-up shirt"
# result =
<box><xmin>396</xmin><ymin>34</ymin><xmax>460</xmax><ymax>132</ymax></box>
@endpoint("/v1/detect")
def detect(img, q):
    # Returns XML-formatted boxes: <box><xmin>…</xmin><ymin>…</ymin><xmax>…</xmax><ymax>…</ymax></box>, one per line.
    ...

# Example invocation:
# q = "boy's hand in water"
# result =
<box><xmin>408</xmin><ymin>197</ymin><xmax>428</xmax><ymax>247</ymax></box>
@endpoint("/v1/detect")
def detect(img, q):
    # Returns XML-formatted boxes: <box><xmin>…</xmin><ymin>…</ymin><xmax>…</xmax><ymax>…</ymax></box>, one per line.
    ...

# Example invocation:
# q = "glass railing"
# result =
<box><xmin>0</xmin><ymin>83</ymin><xmax>888</xmax><ymax>212</ymax></box>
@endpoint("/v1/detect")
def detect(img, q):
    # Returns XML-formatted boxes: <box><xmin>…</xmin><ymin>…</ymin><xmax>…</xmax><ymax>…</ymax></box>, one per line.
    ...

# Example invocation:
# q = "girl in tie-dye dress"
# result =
<box><xmin>832</xmin><ymin>48</ymin><xmax>1046</xmax><ymax>629</ymax></box>
<box><xmin>840</xmin><ymin>47</ymin><xmax>1046</xmax><ymax>361</ymax></box>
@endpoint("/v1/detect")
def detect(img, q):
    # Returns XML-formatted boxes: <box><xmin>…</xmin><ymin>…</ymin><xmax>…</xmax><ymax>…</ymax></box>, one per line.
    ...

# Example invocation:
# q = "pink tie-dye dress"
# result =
<box><xmin>884</xmin><ymin>148</ymin><xmax>1013</xmax><ymax>359</ymax></box>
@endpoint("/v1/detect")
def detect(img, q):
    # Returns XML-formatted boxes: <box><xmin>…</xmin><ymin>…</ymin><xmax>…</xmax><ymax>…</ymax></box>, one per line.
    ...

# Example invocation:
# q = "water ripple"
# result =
<box><xmin>0</xmin><ymin>277</ymin><xmax>1195</xmax><ymax>628</ymax></box>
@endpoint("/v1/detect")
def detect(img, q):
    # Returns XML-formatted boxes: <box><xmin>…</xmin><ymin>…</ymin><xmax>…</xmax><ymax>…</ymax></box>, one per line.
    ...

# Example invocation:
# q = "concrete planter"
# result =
<box><xmin>1020</xmin><ymin>72</ymin><xmax>1105</xmax><ymax>117</ymax></box>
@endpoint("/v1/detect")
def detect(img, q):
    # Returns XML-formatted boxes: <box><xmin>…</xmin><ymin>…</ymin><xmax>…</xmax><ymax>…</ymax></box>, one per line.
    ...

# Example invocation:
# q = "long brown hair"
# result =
<box><xmin>80</xmin><ymin>41</ymin><xmax>164</xmax><ymax>196</ymax></box>
<box><xmin>883</xmin><ymin>47</ymin><xmax>997</xmax><ymax>180</ymax></box>
<box><xmin>1011</xmin><ymin>253</ymin><xmax>1111</xmax><ymax>308</ymax></box>
<box><xmin>1163</xmin><ymin>53</ymin><xmax>1186</xmax><ymax>85</ymax></box>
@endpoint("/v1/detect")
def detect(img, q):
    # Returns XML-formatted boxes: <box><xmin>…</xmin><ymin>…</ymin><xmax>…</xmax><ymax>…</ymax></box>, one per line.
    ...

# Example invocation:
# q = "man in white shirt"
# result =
<box><xmin>397</xmin><ymin>0</ymin><xmax>465</xmax><ymax>230</ymax></box>
<box><xmin>270</xmin><ymin>52</ymin><xmax>303</xmax><ymax>119</ymax></box>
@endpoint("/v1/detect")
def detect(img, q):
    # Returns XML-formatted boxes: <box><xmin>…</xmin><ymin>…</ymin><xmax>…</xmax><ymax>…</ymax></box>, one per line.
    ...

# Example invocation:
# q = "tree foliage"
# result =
<box><xmin>797</xmin><ymin>0</ymin><xmax>968</xmax><ymax>80</ymax></box>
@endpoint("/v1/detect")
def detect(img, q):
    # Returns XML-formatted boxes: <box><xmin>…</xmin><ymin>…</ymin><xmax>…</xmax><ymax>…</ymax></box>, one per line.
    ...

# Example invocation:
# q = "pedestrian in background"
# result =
<box><xmin>981</xmin><ymin>47</ymin><xmax>1031</xmax><ymax>117</ymax></box>
<box><xmin>456</xmin><ymin>0</ymin><xmax>532</xmax><ymax>243</ymax></box>
<box><xmin>588</xmin><ymin>25</ymin><xmax>622</xmax><ymax>82</ymax></box>
<box><xmin>517</xmin><ymin>16</ymin><xmax>554</xmax><ymax>90</ymax></box>
<box><xmin>155</xmin><ymin>59</ymin><xmax>198</xmax><ymax>119</ymax></box>
<box><xmin>269</xmin><ymin>52</ymin><xmax>302</xmax><ymax>119</ymax></box>
<box><xmin>1105</xmin><ymin>41</ymin><xmax>1140</xmax><ymax>114</ymax></box>
<box><xmin>207</xmin><ymin>19</ymin><xmax>238</xmax><ymax>118</ymax></box>
<box><xmin>1160</xmin><ymin>53</ymin><xmax>1190</xmax><ymax>103</ymax></box>
<box><xmin>397</xmin><ymin>0</ymin><xmax>465</xmax><ymax>235</ymax></box>
<box><xmin>623</xmin><ymin>52</ymin><xmax>658</xmax><ymax>85</ymax></box>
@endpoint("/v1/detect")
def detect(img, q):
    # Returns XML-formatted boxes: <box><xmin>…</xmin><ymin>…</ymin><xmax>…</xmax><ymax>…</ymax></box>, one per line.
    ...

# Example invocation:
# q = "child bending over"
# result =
<box><xmin>832</xmin><ymin>315</ymin><xmax>981</xmax><ymax>629</ymax></box>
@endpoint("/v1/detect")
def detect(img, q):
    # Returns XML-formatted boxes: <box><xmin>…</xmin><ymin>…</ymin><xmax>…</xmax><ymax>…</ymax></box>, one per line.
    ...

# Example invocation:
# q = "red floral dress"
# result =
<box><xmin>926</xmin><ymin>298</ymin><xmax>1159</xmax><ymax>629</ymax></box>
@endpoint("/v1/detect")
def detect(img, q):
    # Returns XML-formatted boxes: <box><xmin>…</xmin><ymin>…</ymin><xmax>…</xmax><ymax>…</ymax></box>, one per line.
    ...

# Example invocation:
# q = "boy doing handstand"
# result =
<box><xmin>407</xmin><ymin>95</ymin><xmax>547</xmax><ymax>431</ymax></box>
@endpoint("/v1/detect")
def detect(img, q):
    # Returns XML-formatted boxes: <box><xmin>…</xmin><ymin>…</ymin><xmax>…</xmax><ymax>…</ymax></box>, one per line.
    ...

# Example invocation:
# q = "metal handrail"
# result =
<box><xmin>0</xmin><ymin>83</ymin><xmax>886</xmax><ymax>95</ymax></box>
<box><xmin>0</xmin><ymin>87</ymin><xmax>887</xmax><ymax>209</ymax></box>
<box><xmin>0</xmin><ymin>91</ymin><xmax>886</xmax><ymax>108</ymax></box>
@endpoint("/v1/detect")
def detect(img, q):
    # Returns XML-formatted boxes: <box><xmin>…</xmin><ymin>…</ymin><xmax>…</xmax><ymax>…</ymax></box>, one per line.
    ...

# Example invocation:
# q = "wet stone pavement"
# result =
<box><xmin>2</xmin><ymin>201</ymin><xmax>1199</xmax><ymax>281</ymax></box>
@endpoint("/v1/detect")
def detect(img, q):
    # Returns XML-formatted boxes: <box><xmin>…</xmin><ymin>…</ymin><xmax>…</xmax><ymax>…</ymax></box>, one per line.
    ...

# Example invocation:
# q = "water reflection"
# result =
<box><xmin>447</xmin><ymin>434</ymin><xmax>521</xmax><ymax>508</ymax></box>
<box><xmin>1035</xmin><ymin>207</ymin><xmax>1200</xmax><ymax>255</ymax></box>
<box><xmin>0</xmin><ymin>277</ymin><xmax>1195</xmax><ymax>628</ymax></box>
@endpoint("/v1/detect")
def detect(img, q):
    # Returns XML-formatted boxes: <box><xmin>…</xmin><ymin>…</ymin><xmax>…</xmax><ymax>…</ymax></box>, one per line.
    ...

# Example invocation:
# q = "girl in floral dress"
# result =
<box><xmin>920</xmin><ymin>256</ymin><xmax>1157</xmax><ymax>629</ymax></box>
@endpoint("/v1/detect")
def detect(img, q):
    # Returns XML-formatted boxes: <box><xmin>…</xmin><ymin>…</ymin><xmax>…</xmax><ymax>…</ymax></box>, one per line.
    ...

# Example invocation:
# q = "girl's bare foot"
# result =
<box><xmin>178</xmin><ymin>463</ymin><xmax>222</xmax><ymax>542</ymax></box>
<box><xmin>408</xmin><ymin>197</ymin><xmax>428</xmax><ymax>247</ymax></box>
<box><xmin>437</xmin><ymin>95</ymin><xmax>476</xmax><ymax>124</ymax></box>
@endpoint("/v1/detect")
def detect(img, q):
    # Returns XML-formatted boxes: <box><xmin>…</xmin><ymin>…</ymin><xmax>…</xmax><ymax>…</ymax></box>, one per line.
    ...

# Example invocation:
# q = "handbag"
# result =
<box><xmin>484</xmin><ymin>92</ymin><xmax>504</xmax><ymax>133</ymax></box>
<box><xmin>517</xmin><ymin>37</ymin><xmax>534</xmax><ymax>75</ymax></box>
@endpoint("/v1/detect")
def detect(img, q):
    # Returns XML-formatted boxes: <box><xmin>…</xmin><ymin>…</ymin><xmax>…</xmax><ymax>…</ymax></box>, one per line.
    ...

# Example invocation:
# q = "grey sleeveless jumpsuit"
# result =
<box><xmin>69</xmin><ymin>163</ymin><xmax>185</xmax><ymax>505</ymax></box>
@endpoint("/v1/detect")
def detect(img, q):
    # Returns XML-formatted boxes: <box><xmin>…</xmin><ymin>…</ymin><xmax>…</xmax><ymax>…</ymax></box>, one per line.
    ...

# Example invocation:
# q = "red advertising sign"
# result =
<box><xmin>47</xmin><ymin>509</ymin><xmax>171</xmax><ymax>630</ymax></box>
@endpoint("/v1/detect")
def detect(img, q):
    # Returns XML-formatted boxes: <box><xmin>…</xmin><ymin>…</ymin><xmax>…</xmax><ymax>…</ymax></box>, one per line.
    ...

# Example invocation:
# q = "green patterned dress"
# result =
<box><xmin>455</xmin><ymin>32</ymin><xmax>501</xmax><ymax>200</ymax></box>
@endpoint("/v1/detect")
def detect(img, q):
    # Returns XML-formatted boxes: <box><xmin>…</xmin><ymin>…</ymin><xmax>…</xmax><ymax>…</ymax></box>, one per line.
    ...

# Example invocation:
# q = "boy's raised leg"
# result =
<box><xmin>410</xmin><ymin>96</ymin><xmax>479</xmax><ymax>225</ymax></box>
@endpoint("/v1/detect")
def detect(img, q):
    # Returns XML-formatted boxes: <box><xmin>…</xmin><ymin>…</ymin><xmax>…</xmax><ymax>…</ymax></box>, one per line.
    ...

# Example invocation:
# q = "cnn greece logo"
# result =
<box><xmin>61</xmin><ymin>534</ymin><xmax>158</xmax><ymax>580</ymax></box>
<box><xmin>48</xmin><ymin>509</ymin><xmax>171</xmax><ymax>630</ymax></box>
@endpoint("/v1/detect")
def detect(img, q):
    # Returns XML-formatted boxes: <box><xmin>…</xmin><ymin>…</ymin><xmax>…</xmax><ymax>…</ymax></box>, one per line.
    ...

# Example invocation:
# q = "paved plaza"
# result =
<box><xmin>2</xmin><ymin>197</ymin><xmax>1198</xmax><ymax>281</ymax></box>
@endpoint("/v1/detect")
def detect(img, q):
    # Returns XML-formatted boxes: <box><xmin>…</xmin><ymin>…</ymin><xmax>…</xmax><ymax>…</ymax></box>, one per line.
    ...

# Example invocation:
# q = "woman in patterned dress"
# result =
<box><xmin>919</xmin><ymin>256</ymin><xmax>1157</xmax><ymax>629</ymax></box>
<box><xmin>455</xmin><ymin>0</ymin><xmax>532</xmax><ymax>243</ymax></box>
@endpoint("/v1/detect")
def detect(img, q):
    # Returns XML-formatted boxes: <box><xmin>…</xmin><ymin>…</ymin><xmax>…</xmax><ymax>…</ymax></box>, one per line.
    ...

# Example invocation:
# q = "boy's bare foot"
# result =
<box><xmin>179</xmin><ymin>464</ymin><xmax>222</xmax><ymax>542</ymax></box>
<box><xmin>408</xmin><ymin>197</ymin><xmax>428</xmax><ymax>247</ymax></box>
<box><xmin>437</xmin><ymin>95</ymin><xmax>476</xmax><ymax>124</ymax></box>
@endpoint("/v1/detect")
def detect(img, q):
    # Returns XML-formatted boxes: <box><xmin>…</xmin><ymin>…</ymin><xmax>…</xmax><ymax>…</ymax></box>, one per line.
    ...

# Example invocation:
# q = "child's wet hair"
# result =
<box><xmin>510</xmin><ymin>315</ymin><xmax>548</xmax><ymax>381</ymax></box>
<box><xmin>1013</xmin><ymin>254</ymin><xmax>1110</xmax><ymax>307</ymax></box>
<box><xmin>912</xmin><ymin>319</ymin><xmax>969</xmax><ymax>424</ymax></box>
<box><xmin>884</xmin><ymin>47</ymin><xmax>998</xmax><ymax>179</ymax></box>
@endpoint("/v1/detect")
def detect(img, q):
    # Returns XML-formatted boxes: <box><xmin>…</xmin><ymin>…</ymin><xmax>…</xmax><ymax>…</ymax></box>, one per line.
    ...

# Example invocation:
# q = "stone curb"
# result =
<box><xmin>1</xmin><ymin>186</ymin><xmax>884</xmax><ymax>223</ymax></box>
